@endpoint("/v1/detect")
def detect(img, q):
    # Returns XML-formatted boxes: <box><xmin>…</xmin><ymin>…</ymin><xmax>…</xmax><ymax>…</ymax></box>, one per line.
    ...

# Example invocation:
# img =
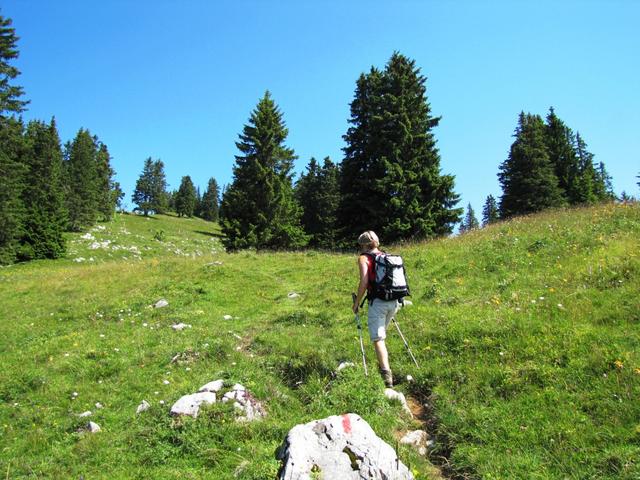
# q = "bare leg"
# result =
<box><xmin>373</xmin><ymin>340</ymin><xmax>390</xmax><ymax>371</ymax></box>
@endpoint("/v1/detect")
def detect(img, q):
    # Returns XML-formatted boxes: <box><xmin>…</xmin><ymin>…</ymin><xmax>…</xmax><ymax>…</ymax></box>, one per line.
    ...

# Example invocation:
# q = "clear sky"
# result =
<box><xmin>4</xmin><ymin>0</ymin><xmax>639</xmax><ymax>218</ymax></box>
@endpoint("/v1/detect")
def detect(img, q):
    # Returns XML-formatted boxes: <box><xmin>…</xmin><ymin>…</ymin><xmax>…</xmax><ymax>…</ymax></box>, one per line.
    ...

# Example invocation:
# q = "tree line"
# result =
<box><xmin>0</xmin><ymin>14</ymin><xmax>121</xmax><ymax>264</ymax></box>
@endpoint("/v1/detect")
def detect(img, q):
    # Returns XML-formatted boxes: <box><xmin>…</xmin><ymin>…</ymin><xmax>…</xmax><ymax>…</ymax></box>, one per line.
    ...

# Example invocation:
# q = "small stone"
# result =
<box><xmin>170</xmin><ymin>392</ymin><xmax>216</xmax><ymax>417</ymax></box>
<box><xmin>199</xmin><ymin>379</ymin><xmax>225</xmax><ymax>393</ymax></box>
<box><xmin>400</xmin><ymin>430</ymin><xmax>428</xmax><ymax>456</ymax></box>
<box><xmin>95</xmin><ymin>402</ymin><xmax>103</xmax><ymax>409</ymax></box>
<box><xmin>136</xmin><ymin>400</ymin><xmax>151</xmax><ymax>414</ymax></box>
<box><xmin>287</xmin><ymin>292</ymin><xmax>300</xmax><ymax>299</ymax></box>
<box><xmin>77</xmin><ymin>411</ymin><xmax>92</xmax><ymax>418</ymax></box>
<box><xmin>163</xmin><ymin>380</ymin><xmax>170</xmax><ymax>385</ymax></box>
<box><xmin>384</xmin><ymin>388</ymin><xmax>412</xmax><ymax>416</ymax></box>
<box><xmin>171</xmin><ymin>323</ymin><xmax>192</xmax><ymax>331</ymax></box>
<box><xmin>154</xmin><ymin>299</ymin><xmax>169</xmax><ymax>309</ymax></box>
<box><xmin>86</xmin><ymin>421</ymin><xmax>101</xmax><ymax>433</ymax></box>
<box><xmin>223</xmin><ymin>315</ymin><xmax>233</xmax><ymax>320</ymax></box>
<box><xmin>337</xmin><ymin>362</ymin><xmax>355</xmax><ymax>372</ymax></box>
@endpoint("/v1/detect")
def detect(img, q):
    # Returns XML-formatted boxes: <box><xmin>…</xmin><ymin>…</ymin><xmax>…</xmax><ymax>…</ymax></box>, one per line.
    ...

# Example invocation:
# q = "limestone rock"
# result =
<box><xmin>154</xmin><ymin>299</ymin><xmax>169</xmax><ymax>309</ymax></box>
<box><xmin>136</xmin><ymin>400</ymin><xmax>151</xmax><ymax>414</ymax></box>
<box><xmin>77</xmin><ymin>411</ymin><xmax>92</xmax><ymax>418</ymax></box>
<box><xmin>276</xmin><ymin>413</ymin><xmax>414</xmax><ymax>480</ymax></box>
<box><xmin>170</xmin><ymin>392</ymin><xmax>216</xmax><ymax>418</ymax></box>
<box><xmin>384</xmin><ymin>388</ymin><xmax>412</xmax><ymax>416</ymax></box>
<box><xmin>86</xmin><ymin>421</ymin><xmax>101</xmax><ymax>433</ymax></box>
<box><xmin>400</xmin><ymin>430</ymin><xmax>428</xmax><ymax>456</ymax></box>
<box><xmin>198</xmin><ymin>379</ymin><xmax>225</xmax><ymax>393</ymax></box>
<box><xmin>337</xmin><ymin>362</ymin><xmax>355</xmax><ymax>372</ymax></box>
<box><xmin>171</xmin><ymin>323</ymin><xmax>191</xmax><ymax>331</ymax></box>
<box><xmin>287</xmin><ymin>292</ymin><xmax>300</xmax><ymax>299</ymax></box>
<box><xmin>221</xmin><ymin>385</ymin><xmax>266</xmax><ymax>422</ymax></box>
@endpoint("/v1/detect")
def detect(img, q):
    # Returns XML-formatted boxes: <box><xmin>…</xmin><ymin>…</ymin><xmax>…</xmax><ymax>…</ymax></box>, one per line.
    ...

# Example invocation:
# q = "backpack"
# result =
<box><xmin>364</xmin><ymin>252</ymin><xmax>410</xmax><ymax>302</ymax></box>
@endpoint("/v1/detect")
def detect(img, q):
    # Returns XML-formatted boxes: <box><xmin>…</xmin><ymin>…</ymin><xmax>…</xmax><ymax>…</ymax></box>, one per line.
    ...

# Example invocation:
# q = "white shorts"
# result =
<box><xmin>368</xmin><ymin>299</ymin><xmax>400</xmax><ymax>342</ymax></box>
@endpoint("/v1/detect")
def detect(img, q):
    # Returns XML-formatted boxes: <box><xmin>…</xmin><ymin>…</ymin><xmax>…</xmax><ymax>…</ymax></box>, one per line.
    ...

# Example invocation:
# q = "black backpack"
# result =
<box><xmin>364</xmin><ymin>252</ymin><xmax>410</xmax><ymax>302</ymax></box>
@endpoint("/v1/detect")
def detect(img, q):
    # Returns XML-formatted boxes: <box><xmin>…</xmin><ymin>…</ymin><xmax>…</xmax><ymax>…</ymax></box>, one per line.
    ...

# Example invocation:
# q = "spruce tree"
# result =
<box><xmin>65</xmin><ymin>128</ymin><xmax>99</xmax><ymax>230</ymax></box>
<box><xmin>544</xmin><ymin>107</ymin><xmax>580</xmax><ymax>203</ymax></box>
<box><xmin>132</xmin><ymin>158</ymin><xmax>167</xmax><ymax>215</ymax></box>
<box><xmin>482</xmin><ymin>194</ymin><xmax>499</xmax><ymax>226</ymax></box>
<box><xmin>295</xmin><ymin>156</ymin><xmax>340</xmax><ymax>248</ymax></box>
<box><xmin>220</xmin><ymin>91</ymin><xmax>307</xmax><ymax>250</ymax></box>
<box><xmin>0</xmin><ymin>117</ymin><xmax>26</xmax><ymax>264</ymax></box>
<box><xmin>498</xmin><ymin>112</ymin><xmax>565</xmax><ymax>218</ymax></box>
<box><xmin>95</xmin><ymin>142</ymin><xmax>117</xmax><ymax>221</ymax></box>
<box><xmin>571</xmin><ymin>132</ymin><xmax>599</xmax><ymax>204</ymax></box>
<box><xmin>175</xmin><ymin>175</ymin><xmax>197</xmax><ymax>217</ymax></box>
<box><xmin>19</xmin><ymin>118</ymin><xmax>66</xmax><ymax>260</ymax></box>
<box><xmin>338</xmin><ymin>52</ymin><xmax>461</xmax><ymax>243</ymax></box>
<box><xmin>200</xmin><ymin>177</ymin><xmax>220</xmax><ymax>222</ymax></box>
<box><xmin>0</xmin><ymin>14</ymin><xmax>28</xmax><ymax>117</ymax></box>
<box><xmin>459</xmin><ymin>203</ymin><xmax>479</xmax><ymax>233</ymax></box>
<box><xmin>595</xmin><ymin>161</ymin><xmax>615</xmax><ymax>201</ymax></box>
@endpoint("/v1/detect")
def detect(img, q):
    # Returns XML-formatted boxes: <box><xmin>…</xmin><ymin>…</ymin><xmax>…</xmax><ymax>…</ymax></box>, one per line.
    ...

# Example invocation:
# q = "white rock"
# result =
<box><xmin>136</xmin><ymin>400</ymin><xmax>151</xmax><ymax>414</ymax></box>
<box><xmin>400</xmin><ymin>430</ymin><xmax>428</xmax><ymax>456</ymax></box>
<box><xmin>223</xmin><ymin>315</ymin><xmax>233</xmax><ymax>320</ymax></box>
<box><xmin>337</xmin><ymin>362</ymin><xmax>355</xmax><ymax>372</ymax></box>
<box><xmin>276</xmin><ymin>413</ymin><xmax>413</xmax><ymax>480</ymax></box>
<box><xmin>287</xmin><ymin>292</ymin><xmax>300</xmax><ymax>299</ymax></box>
<box><xmin>401</xmin><ymin>299</ymin><xmax>413</xmax><ymax>306</ymax></box>
<box><xmin>171</xmin><ymin>323</ymin><xmax>192</xmax><ymax>331</ymax></box>
<box><xmin>170</xmin><ymin>392</ymin><xmax>216</xmax><ymax>418</ymax></box>
<box><xmin>231</xmin><ymin>383</ymin><xmax>246</xmax><ymax>392</ymax></box>
<box><xmin>154</xmin><ymin>299</ymin><xmax>169</xmax><ymax>309</ymax></box>
<box><xmin>163</xmin><ymin>380</ymin><xmax>170</xmax><ymax>385</ymax></box>
<box><xmin>86</xmin><ymin>421</ymin><xmax>101</xmax><ymax>433</ymax></box>
<box><xmin>77</xmin><ymin>411</ymin><xmax>92</xmax><ymax>418</ymax></box>
<box><xmin>198</xmin><ymin>379</ymin><xmax>225</xmax><ymax>393</ymax></box>
<box><xmin>95</xmin><ymin>402</ymin><xmax>103</xmax><ymax>409</ymax></box>
<box><xmin>384</xmin><ymin>388</ymin><xmax>412</xmax><ymax>416</ymax></box>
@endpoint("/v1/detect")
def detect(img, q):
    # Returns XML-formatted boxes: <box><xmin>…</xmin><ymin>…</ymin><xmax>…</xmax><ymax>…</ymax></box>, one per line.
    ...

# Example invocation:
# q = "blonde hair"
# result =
<box><xmin>357</xmin><ymin>230</ymin><xmax>379</xmax><ymax>250</ymax></box>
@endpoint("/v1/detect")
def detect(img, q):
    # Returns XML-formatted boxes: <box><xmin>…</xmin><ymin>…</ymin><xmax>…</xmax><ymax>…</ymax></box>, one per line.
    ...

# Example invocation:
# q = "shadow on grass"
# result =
<box><xmin>193</xmin><ymin>230</ymin><xmax>225</xmax><ymax>239</ymax></box>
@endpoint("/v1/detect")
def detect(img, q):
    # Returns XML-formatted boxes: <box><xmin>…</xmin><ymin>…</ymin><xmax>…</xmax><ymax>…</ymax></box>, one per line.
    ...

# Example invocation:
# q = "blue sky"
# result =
<box><xmin>4</xmin><ymin>0</ymin><xmax>640</xmax><ymax>218</ymax></box>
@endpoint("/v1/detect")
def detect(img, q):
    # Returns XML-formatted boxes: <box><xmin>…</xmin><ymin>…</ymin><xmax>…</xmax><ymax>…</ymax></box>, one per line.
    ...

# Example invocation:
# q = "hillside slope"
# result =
<box><xmin>0</xmin><ymin>204</ymin><xmax>638</xmax><ymax>479</ymax></box>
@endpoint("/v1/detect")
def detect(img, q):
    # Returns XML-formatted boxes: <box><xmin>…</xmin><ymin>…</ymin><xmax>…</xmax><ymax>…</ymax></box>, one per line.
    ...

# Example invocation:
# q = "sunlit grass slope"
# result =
<box><xmin>0</xmin><ymin>203</ymin><xmax>638</xmax><ymax>479</ymax></box>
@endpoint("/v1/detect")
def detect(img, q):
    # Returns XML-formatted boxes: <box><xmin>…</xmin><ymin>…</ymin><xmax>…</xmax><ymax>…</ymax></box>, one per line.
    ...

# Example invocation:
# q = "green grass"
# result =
<box><xmin>1</xmin><ymin>203</ymin><xmax>639</xmax><ymax>479</ymax></box>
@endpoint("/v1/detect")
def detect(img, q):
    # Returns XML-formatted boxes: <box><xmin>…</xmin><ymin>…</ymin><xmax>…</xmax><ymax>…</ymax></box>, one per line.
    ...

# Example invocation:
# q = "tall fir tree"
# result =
<box><xmin>94</xmin><ymin>142</ymin><xmax>118</xmax><ymax>221</ymax></box>
<box><xmin>64</xmin><ymin>129</ymin><xmax>99</xmax><ymax>231</ymax></box>
<box><xmin>498</xmin><ymin>112</ymin><xmax>565</xmax><ymax>218</ymax></box>
<box><xmin>295</xmin><ymin>156</ymin><xmax>340</xmax><ymax>248</ymax></box>
<box><xmin>0</xmin><ymin>117</ymin><xmax>26</xmax><ymax>264</ymax></box>
<box><xmin>19</xmin><ymin>118</ymin><xmax>66</xmax><ymax>260</ymax></box>
<box><xmin>0</xmin><ymin>12</ymin><xmax>28</xmax><ymax>263</ymax></box>
<box><xmin>544</xmin><ymin>107</ymin><xmax>580</xmax><ymax>202</ymax></box>
<box><xmin>220</xmin><ymin>91</ymin><xmax>307</xmax><ymax>250</ymax></box>
<box><xmin>337</xmin><ymin>52</ymin><xmax>461</xmax><ymax>243</ymax></box>
<box><xmin>0</xmin><ymin>13</ymin><xmax>28</xmax><ymax>117</ymax></box>
<box><xmin>637</xmin><ymin>172</ymin><xmax>640</xmax><ymax>193</ymax></box>
<box><xmin>482</xmin><ymin>194</ymin><xmax>499</xmax><ymax>226</ymax></box>
<box><xmin>571</xmin><ymin>132</ymin><xmax>600</xmax><ymax>204</ymax></box>
<box><xmin>132</xmin><ymin>158</ymin><xmax>167</xmax><ymax>215</ymax></box>
<box><xmin>175</xmin><ymin>175</ymin><xmax>197</xmax><ymax>217</ymax></box>
<box><xmin>200</xmin><ymin>177</ymin><xmax>220</xmax><ymax>222</ymax></box>
<box><xmin>594</xmin><ymin>161</ymin><xmax>615</xmax><ymax>201</ymax></box>
<box><xmin>459</xmin><ymin>202</ymin><xmax>479</xmax><ymax>233</ymax></box>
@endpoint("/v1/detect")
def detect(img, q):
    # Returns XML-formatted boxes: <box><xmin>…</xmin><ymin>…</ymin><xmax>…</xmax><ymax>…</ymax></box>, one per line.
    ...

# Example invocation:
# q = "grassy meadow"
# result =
<box><xmin>1</xmin><ymin>204</ymin><xmax>639</xmax><ymax>479</ymax></box>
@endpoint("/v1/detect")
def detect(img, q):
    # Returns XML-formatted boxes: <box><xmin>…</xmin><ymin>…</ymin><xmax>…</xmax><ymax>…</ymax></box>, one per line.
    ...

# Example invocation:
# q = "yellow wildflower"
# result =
<box><xmin>614</xmin><ymin>360</ymin><xmax>624</xmax><ymax>369</ymax></box>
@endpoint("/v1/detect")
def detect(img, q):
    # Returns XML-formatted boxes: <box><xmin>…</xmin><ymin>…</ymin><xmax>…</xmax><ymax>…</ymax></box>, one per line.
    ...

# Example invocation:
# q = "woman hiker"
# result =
<box><xmin>352</xmin><ymin>230</ymin><xmax>399</xmax><ymax>388</ymax></box>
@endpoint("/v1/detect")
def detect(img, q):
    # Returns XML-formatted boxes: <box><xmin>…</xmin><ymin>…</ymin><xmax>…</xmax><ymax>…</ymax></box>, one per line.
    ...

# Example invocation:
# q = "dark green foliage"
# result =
<box><xmin>0</xmin><ymin>14</ymin><xmax>28</xmax><ymax>117</ymax></box>
<box><xmin>498</xmin><ymin>112</ymin><xmax>565</xmax><ymax>218</ymax></box>
<box><xmin>482</xmin><ymin>194</ymin><xmax>499</xmax><ymax>226</ymax></box>
<box><xmin>220</xmin><ymin>91</ymin><xmax>307</xmax><ymax>250</ymax></box>
<box><xmin>64</xmin><ymin>129</ymin><xmax>99</xmax><ymax>231</ymax></box>
<box><xmin>295</xmin><ymin>157</ymin><xmax>340</xmax><ymax>248</ymax></box>
<box><xmin>175</xmin><ymin>175</ymin><xmax>197</xmax><ymax>217</ymax></box>
<box><xmin>95</xmin><ymin>143</ymin><xmax>118</xmax><ymax>221</ymax></box>
<box><xmin>0</xmin><ymin>117</ymin><xmax>26</xmax><ymax>264</ymax></box>
<box><xmin>544</xmin><ymin>107</ymin><xmax>580</xmax><ymax>202</ymax></box>
<box><xmin>459</xmin><ymin>202</ymin><xmax>479</xmax><ymax>233</ymax></box>
<box><xmin>132</xmin><ymin>158</ymin><xmax>168</xmax><ymax>216</ymax></box>
<box><xmin>594</xmin><ymin>161</ymin><xmax>615</xmax><ymax>201</ymax></box>
<box><xmin>18</xmin><ymin>118</ymin><xmax>66</xmax><ymax>260</ymax></box>
<box><xmin>337</xmin><ymin>52</ymin><xmax>461</xmax><ymax>244</ymax></box>
<box><xmin>200</xmin><ymin>177</ymin><xmax>220</xmax><ymax>222</ymax></box>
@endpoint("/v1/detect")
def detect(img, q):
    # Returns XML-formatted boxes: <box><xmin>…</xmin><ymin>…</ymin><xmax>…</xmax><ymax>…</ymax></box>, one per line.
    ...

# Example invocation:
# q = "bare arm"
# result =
<box><xmin>353</xmin><ymin>255</ymin><xmax>369</xmax><ymax>313</ymax></box>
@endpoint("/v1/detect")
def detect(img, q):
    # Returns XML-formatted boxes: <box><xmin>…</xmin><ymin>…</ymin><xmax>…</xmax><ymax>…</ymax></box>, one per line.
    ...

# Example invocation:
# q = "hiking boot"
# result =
<box><xmin>380</xmin><ymin>368</ymin><xmax>393</xmax><ymax>388</ymax></box>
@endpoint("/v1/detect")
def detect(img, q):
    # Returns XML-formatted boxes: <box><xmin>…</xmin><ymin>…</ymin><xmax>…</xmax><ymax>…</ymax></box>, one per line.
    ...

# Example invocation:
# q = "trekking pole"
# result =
<box><xmin>352</xmin><ymin>293</ymin><xmax>368</xmax><ymax>376</ymax></box>
<box><xmin>392</xmin><ymin>309</ymin><xmax>419</xmax><ymax>368</ymax></box>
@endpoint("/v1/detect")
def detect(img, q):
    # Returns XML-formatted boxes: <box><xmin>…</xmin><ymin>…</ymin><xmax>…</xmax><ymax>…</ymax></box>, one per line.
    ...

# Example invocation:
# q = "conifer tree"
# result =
<box><xmin>459</xmin><ymin>203</ymin><xmax>479</xmax><ymax>233</ymax></box>
<box><xmin>0</xmin><ymin>117</ymin><xmax>26</xmax><ymax>264</ymax></box>
<box><xmin>200</xmin><ymin>177</ymin><xmax>220</xmax><ymax>222</ymax></box>
<box><xmin>64</xmin><ymin>129</ymin><xmax>99</xmax><ymax>230</ymax></box>
<box><xmin>19</xmin><ymin>119</ymin><xmax>66</xmax><ymax>260</ymax></box>
<box><xmin>220</xmin><ymin>91</ymin><xmax>307</xmax><ymax>250</ymax></box>
<box><xmin>338</xmin><ymin>52</ymin><xmax>461</xmax><ymax>243</ymax></box>
<box><xmin>0</xmin><ymin>14</ymin><xmax>28</xmax><ymax>117</ymax></box>
<box><xmin>295</xmin><ymin>156</ymin><xmax>340</xmax><ymax>248</ymax></box>
<box><xmin>482</xmin><ymin>194</ymin><xmax>499</xmax><ymax>226</ymax></box>
<box><xmin>571</xmin><ymin>132</ymin><xmax>599</xmax><ymax>204</ymax></box>
<box><xmin>544</xmin><ymin>107</ymin><xmax>580</xmax><ymax>202</ymax></box>
<box><xmin>175</xmin><ymin>175</ymin><xmax>197</xmax><ymax>217</ymax></box>
<box><xmin>95</xmin><ymin>142</ymin><xmax>118</xmax><ymax>221</ymax></box>
<box><xmin>132</xmin><ymin>158</ymin><xmax>167</xmax><ymax>215</ymax></box>
<box><xmin>498</xmin><ymin>112</ymin><xmax>565</xmax><ymax>218</ymax></box>
<box><xmin>637</xmin><ymin>172</ymin><xmax>640</xmax><ymax>192</ymax></box>
<box><xmin>594</xmin><ymin>161</ymin><xmax>615</xmax><ymax>201</ymax></box>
